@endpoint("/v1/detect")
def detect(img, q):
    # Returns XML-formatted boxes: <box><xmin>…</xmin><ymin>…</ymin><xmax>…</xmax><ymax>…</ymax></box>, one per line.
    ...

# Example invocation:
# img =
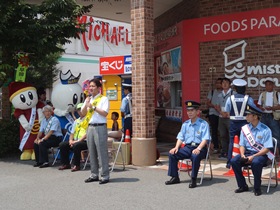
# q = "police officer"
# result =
<box><xmin>224</xmin><ymin>79</ymin><xmax>254</xmax><ymax>168</ymax></box>
<box><xmin>165</xmin><ymin>100</ymin><xmax>211</xmax><ymax>188</ymax></box>
<box><xmin>120</xmin><ymin>83</ymin><xmax>132</xmax><ymax>136</ymax></box>
<box><xmin>230</xmin><ymin>103</ymin><xmax>273</xmax><ymax>196</ymax></box>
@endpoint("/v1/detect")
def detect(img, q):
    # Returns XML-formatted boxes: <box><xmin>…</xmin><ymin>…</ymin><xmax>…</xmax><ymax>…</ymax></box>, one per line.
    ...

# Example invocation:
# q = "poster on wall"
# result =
<box><xmin>156</xmin><ymin>46</ymin><xmax>181</xmax><ymax>108</ymax></box>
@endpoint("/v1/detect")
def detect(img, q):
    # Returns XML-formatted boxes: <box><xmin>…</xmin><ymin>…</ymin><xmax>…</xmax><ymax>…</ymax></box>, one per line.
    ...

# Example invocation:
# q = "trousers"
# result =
<box><xmin>168</xmin><ymin>145</ymin><xmax>207</xmax><ymax>178</ymax></box>
<box><xmin>34</xmin><ymin>135</ymin><xmax>62</xmax><ymax>164</ymax></box>
<box><xmin>231</xmin><ymin>152</ymin><xmax>268</xmax><ymax>190</ymax></box>
<box><xmin>87</xmin><ymin>124</ymin><xmax>109</xmax><ymax>180</ymax></box>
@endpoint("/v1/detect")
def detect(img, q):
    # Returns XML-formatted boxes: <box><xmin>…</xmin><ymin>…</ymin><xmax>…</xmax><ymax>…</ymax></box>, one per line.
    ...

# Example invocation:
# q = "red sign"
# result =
<box><xmin>100</xmin><ymin>56</ymin><xmax>124</xmax><ymax>75</ymax></box>
<box><xmin>180</xmin><ymin>7</ymin><xmax>280</xmax><ymax>120</ymax></box>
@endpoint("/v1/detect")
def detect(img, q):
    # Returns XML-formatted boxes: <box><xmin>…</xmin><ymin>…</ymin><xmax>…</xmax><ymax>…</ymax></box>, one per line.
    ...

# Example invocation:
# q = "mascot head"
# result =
<box><xmin>9</xmin><ymin>82</ymin><xmax>38</xmax><ymax>110</ymax></box>
<box><xmin>51</xmin><ymin>70</ymin><xmax>84</xmax><ymax>115</ymax></box>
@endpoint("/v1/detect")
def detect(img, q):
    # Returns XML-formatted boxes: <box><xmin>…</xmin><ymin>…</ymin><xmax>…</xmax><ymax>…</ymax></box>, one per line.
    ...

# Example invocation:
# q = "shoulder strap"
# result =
<box><xmin>261</xmin><ymin>92</ymin><xmax>266</xmax><ymax>105</ymax></box>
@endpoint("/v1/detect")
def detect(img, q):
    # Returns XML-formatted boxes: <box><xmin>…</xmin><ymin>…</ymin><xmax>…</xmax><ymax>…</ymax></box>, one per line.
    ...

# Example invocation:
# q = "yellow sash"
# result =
<box><xmin>80</xmin><ymin>94</ymin><xmax>103</xmax><ymax>128</ymax></box>
<box><xmin>74</xmin><ymin>118</ymin><xmax>87</xmax><ymax>140</ymax></box>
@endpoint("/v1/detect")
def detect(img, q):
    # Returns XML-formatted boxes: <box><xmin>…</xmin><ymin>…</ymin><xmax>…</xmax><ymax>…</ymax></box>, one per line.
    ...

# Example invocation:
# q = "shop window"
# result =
<box><xmin>170</xmin><ymin>81</ymin><xmax>182</xmax><ymax>108</ymax></box>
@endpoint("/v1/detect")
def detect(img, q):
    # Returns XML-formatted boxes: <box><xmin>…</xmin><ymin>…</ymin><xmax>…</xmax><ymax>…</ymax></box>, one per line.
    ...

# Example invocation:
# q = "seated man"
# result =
<box><xmin>108</xmin><ymin>111</ymin><xmax>122</xmax><ymax>141</ymax></box>
<box><xmin>58</xmin><ymin>103</ymin><xmax>88</xmax><ymax>172</ymax></box>
<box><xmin>165</xmin><ymin>100</ymin><xmax>211</xmax><ymax>188</ymax></box>
<box><xmin>230</xmin><ymin>103</ymin><xmax>273</xmax><ymax>196</ymax></box>
<box><xmin>34</xmin><ymin>105</ymin><xmax>63</xmax><ymax>168</ymax></box>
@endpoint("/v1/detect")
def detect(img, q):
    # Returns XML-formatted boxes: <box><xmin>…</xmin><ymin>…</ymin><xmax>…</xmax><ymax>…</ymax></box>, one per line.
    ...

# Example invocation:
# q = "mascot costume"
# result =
<box><xmin>9</xmin><ymin>82</ymin><xmax>44</xmax><ymax>160</ymax></box>
<box><xmin>51</xmin><ymin>70</ymin><xmax>84</xmax><ymax>139</ymax></box>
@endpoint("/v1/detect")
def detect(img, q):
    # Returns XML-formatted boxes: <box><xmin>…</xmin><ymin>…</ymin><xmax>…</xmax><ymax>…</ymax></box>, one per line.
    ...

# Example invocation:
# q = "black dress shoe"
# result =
<box><xmin>189</xmin><ymin>178</ymin><xmax>197</xmax><ymax>188</ymax></box>
<box><xmin>58</xmin><ymin>164</ymin><xmax>71</xmax><ymax>170</ymax></box>
<box><xmin>234</xmin><ymin>185</ymin><xmax>249</xmax><ymax>193</ymax></box>
<box><xmin>254</xmin><ymin>189</ymin><xmax>262</xmax><ymax>196</ymax></box>
<box><xmin>84</xmin><ymin>177</ymin><xmax>99</xmax><ymax>183</ymax></box>
<box><xmin>33</xmin><ymin>162</ymin><xmax>42</xmax><ymax>167</ymax></box>
<box><xmin>99</xmin><ymin>179</ymin><xmax>109</xmax><ymax>184</ymax></box>
<box><xmin>39</xmin><ymin>163</ymin><xmax>49</xmax><ymax>168</ymax></box>
<box><xmin>165</xmin><ymin>177</ymin><xmax>180</xmax><ymax>185</ymax></box>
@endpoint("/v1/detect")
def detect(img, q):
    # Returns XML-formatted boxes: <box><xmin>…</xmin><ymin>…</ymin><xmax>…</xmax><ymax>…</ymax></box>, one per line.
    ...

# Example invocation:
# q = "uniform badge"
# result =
<box><xmin>257</xmin><ymin>136</ymin><xmax>262</xmax><ymax>139</ymax></box>
<box><xmin>197</xmin><ymin>131</ymin><xmax>200</xmax><ymax>134</ymax></box>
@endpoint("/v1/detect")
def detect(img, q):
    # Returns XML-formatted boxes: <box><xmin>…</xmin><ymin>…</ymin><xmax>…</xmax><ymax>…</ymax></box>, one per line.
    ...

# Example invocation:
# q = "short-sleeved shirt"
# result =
<box><xmin>82</xmin><ymin>94</ymin><xmax>109</xmax><ymax>124</ymax></box>
<box><xmin>176</xmin><ymin>118</ymin><xmax>211</xmax><ymax>144</ymax></box>
<box><xmin>224</xmin><ymin>94</ymin><xmax>254</xmax><ymax>114</ymax></box>
<box><xmin>257</xmin><ymin>91</ymin><xmax>280</xmax><ymax>114</ymax></box>
<box><xmin>207</xmin><ymin>89</ymin><xmax>221</xmax><ymax>116</ymax></box>
<box><xmin>40</xmin><ymin>116</ymin><xmax>63</xmax><ymax>137</ymax></box>
<box><xmin>120</xmin><ymin>93</ymin><xmax>132</xmax><ymax>115</ymax></box>
<box><xmin>240</xmin><ymin>122</ymin><xmax>273</xmax><ymax>153</ymax></box>
<box><xmin>217</xmin><ymin>89</ymin><xmax>235</xmax><ymax>113</ymax></box>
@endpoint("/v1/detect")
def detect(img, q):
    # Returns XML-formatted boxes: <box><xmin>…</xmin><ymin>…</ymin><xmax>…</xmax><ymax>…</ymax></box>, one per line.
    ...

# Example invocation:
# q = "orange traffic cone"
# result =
<box><xmin>124</xmin><ymin>129</ymin><xmax>131</xmax><ymax>143</ymax></box>
<box><xmin>277</xmin><ymin>162</ymin><xmax>280</xmax><ymax>179</ymax></box>
<box><xmin>224</xmin><ymin>135</ymin><xmax>240</xmax><ymax>176</ymax></box>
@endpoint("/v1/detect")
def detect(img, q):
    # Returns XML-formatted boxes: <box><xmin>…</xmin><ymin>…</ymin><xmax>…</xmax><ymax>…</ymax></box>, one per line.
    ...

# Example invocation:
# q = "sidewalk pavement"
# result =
<box><xmin>0</xmin><ymin>144</ymin><xmax>280</xmax><ymax>210</ymax></box>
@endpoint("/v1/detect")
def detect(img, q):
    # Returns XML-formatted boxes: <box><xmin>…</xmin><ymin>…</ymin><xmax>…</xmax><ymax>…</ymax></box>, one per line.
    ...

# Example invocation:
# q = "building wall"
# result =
<box><xmin>199</xmin><ymin>0</ymin><xmax>280</xmax><ymax>111</ymax></box>
<box><xmin>154</xmin><ymin>0</ymin><xmax>199</xmax><ymax>34</ymax></box>
<box><xmin>155</xmin><ymin>0</ymin><xmax>280</xmax><ymax>115</ymax></box>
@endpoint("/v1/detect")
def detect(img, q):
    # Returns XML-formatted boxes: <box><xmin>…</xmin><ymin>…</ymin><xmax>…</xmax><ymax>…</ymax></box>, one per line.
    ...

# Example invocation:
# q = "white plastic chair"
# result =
<box><xmin>178</xmin><ymin>142</ymin><xmax>213</xmax><ymax>185</ymax></box>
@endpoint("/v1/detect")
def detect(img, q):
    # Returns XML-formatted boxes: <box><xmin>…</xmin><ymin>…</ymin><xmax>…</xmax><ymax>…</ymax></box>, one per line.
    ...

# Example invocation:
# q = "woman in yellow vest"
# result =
<box><xmin>58</xmin><ymin>103</ymin><xmax>88</xmax><ymax>172</ymax></box>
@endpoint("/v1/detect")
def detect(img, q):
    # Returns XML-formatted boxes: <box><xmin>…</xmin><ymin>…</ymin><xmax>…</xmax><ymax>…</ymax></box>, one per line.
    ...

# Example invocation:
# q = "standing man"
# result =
<box><xmin>215</xmin><ymin>78</ymin><xmax>235</xmax><ymax>159</ymax></box>
<box><xmin>82</xmin><ymin>78</ymin><xmax>110</xmax><ymax>184</ymax></box>
<box><xmin>165</xmin><ymin>100</ymin><xmax>211</xmax><ymax>188</ymax></box>
<box><xmin>230</xmin><ymin>103</ymin><xmax>273</xmax><ymax>196</ymax></box>
<box><xmin>224</xmin><ymin>79</ymin><xmax>254</xmax><ymax>168</ymax></box>
<box><xmin>121</xmin><ymin>83</ymin><xmax>132</xmax><ymax>137</ymax></box>
<box><xmin>257</xmin><ymin>78</ymin><xmax>280</xmax><ymax>154</ymax></box>
<box><xmin>206</xmin><ymin>78</ymin><xmax>222</xmax><ymax>153</ymax></box>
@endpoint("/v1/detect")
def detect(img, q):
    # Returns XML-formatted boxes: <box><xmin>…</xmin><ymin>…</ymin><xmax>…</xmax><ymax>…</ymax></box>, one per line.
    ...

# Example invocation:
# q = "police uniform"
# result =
<box><xmin>165</xmin><ymin>100</ymin><xmax>211</xmax><ymax>188</ymax></box>
<box><xmin>230</xmin><ymin>104</ymin><xmax>273</xmax><ymax>196</ymax></box>
<box><xmin>224</xmin><ymin>79</ymin><xmax>254</xmax><ymax>168</ymax></box>
<box><xmin>120</xmin><ymin>83</ymin><xmax>132</xmax><ymax>136</ymax></box>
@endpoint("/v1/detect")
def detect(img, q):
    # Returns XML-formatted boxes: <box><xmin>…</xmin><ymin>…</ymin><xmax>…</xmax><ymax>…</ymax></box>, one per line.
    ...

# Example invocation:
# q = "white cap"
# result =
<box><xmin>232</xmin><ymin>79</ymin><xmax>247</xmax><ymax>87</ymax></box>
<box><xmin>122</xmin><ymin>83</ymin><xmax>132</xmax><ymax>87</ymax></box>
<box><xmin>264</xmin><ymin>77</ymin><xmax>274</xmax><ymax>83</ymax></box>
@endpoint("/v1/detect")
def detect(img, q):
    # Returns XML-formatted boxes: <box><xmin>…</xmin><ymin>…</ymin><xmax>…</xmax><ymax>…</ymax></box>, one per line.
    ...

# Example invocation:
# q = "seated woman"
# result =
<box><xmin>58</xmin><ymin>103</ymin><xmax>88</xmax><ymax>172</ymax></box>
<box><xmin>34</xmin><ymin>105</ymin><xmax>63</xmax><ymax>168</ymax></box>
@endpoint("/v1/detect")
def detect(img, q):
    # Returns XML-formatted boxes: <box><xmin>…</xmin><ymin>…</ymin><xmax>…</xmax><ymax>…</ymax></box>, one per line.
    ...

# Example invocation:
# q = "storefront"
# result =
<box><xmin>155</xmin><ymin>7</ymin><xmax>280</xmax><ymax>121</ymax></box>
<box><xmin>56</xmin><ymin>15</ymin><xmax>131</xmax><ymax>127</ymax></box>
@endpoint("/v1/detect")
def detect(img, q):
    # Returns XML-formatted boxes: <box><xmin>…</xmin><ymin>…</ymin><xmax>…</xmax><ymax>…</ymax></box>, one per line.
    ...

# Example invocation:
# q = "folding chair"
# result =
<box><xmin>82</xmin><ymin>150</ymin><xmax>90</xmax><ymax>170</ymax></box>
<box><xmin>179</xmin><ymin>142</ymin><xmax>213</xmax><ymax>185</ymax></box>
<box><xmin>109</xmin><ymin>133</ymin><xmax>126</xmax><ymax>172</ymax></box>
<box><xmin>52</xmin><ymin>132</ymin><xmax>70</xmax><ymax>166</ymax></box>
<box><xmin>244</xmin><ymin>137</ymin><xmax>278</xmax><ymax>193</ymax></box>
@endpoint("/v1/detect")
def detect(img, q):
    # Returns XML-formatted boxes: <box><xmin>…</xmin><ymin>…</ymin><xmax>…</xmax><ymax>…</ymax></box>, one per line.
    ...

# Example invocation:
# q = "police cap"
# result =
<box><xmin>232</xmin><ymin>79</ymin><xmax>247</xmax><ymax>87</ymax></box>
<box><xmin>245</xmin><ymin>103</ymin><xmax>263</xmax><ymax>116</ymax></box>
<box><xmin>185</xmin><ymin>100</ymin><xmax>201</xmax><ymax>110</ymax></box>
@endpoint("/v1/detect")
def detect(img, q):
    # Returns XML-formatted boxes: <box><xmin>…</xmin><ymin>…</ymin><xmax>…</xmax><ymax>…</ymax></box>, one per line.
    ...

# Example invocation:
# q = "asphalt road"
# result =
<box><xmin>0</xmin><ymin>156</ymin><xmax>279</xmax><ymax>210</ymax></box>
